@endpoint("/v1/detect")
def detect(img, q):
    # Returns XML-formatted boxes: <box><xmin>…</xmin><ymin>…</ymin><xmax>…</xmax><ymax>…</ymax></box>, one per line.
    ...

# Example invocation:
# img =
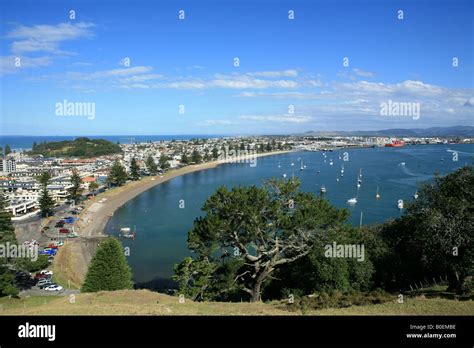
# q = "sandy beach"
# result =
<box><xmin>55</xmin><ymin>150</ymin><xmax>292</xmax><ymax>287</ymax></box>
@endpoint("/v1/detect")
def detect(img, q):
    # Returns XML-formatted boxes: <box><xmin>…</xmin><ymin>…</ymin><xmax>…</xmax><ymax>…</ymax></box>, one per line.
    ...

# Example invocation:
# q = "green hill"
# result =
<box><xmin>30</xmin><ymin>137</ymin><xmax>122</xmax><ymax>158</ymax></box>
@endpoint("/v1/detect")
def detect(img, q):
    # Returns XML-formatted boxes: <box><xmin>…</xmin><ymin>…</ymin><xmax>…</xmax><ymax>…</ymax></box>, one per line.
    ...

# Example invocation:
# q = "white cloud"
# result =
<box><xmin>0</xmin><ymin>55</ymin><xmax>52</xmax><ymax>75</ymax></box>
<box><xmin>7</xmin><ymin>22</ymin><xmax>95</xmax><ymax>54</ymax></box>
<box><xmin>248</xmin><ymin>69</ymin><xmax>298</xmax><ymax>78</ymax></box>
<box><xmin>240</xmin><ymin>114</ymin><xmax>311</xmax><ymax>123</ymax></box>
<box><xmin>352</xmin><ymin>68</ymin><xmax>375</xmax><ymax>78</ymax></box>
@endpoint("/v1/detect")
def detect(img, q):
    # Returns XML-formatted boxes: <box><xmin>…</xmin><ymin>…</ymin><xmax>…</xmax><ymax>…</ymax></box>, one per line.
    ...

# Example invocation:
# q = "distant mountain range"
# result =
<box><xmin>301</xmin><ymin>126</ymin><xmax>474</xmax><ymax>138</ymax></box>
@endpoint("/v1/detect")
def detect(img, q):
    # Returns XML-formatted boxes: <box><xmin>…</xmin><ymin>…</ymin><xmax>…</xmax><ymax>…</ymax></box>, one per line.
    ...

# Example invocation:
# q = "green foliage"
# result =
<box><xmin>158</xmin><ymin>155</ymin><xmax>170</xmax><ymax>170</ymax></box>
<box><xmin>191</xmin><ymin>149</ymin><xmax>202</xmax><ymax>164</ymax></box>
<box><xmin>4</xmin><ymin>144</ymin><xmax>11</xmax><ymax>155</ymax></box>
<box><xmin>89</xmin><ymin>181</ymin><xmax>99</xmax><ymax>192</ymax></box>
<box><xmin>181</xmin><ymin>152</ymin><xmax>189</xmax><ymax>164</ymax></box>
<box><xmin>212</xmin><ymin>148</ymin><xmax>219</xmax><ymax>160</ymax></box>
<box><xmin>284</xmin><ymin>289</ymin><xmax>393</xmax><ymax>313</ymax></box>
<box><xmin>107</xmin><ymin>160</ymin><xmax>127</xmax><ymax>186</ymax></box>
<box><xmin>81</xmin><ymin>237</ymin><xmax>133</xmax><ymax>292</ymax></box>
<box><xmin>367</xmin><ymin>166</ymin><xmax>474</xmax><ymax>293</ymax></box>
<box><xmin>37</xmin><ymin>171</ymin><xmax>52</xmax><ymax>187</ymax></box>
<box><xmin>14</xmin><ymin>255</ymin><xmax>49</xmax><ymax>273</ymax></box>
<box><xmin>178</xmin><ymin>178</ymin><xmax>355</xmax><ymax>302</ymax></box>
<box><xmin>145</xmin><ymin>155</ymin><xmax>158</xmax><ymax>175</ymax></box>
<box><xmin>0</xmin><ymin>195</ymin><xmax>18</xmax><ymax>297</ymax></box>
<box><xmin>29</xmin><ymin>137</ymin><xmax>122</xmax><ymax>158</ymax></box>
<box><xmin>130</xmin><ymin>157</ymin><xmax>140</xmax><ymax>180</ymax></box>
<box><xmin>0</xmin><ymin>194</ymin><xmax>16</xmax><ymax>245</ymax></box>
<box><xmin>38</xmin><ymin>186</ymin><xmax>54</xmax><ymax>217</ymax></box>
<box><xmin>68</xmin><ymin>169</ymin><xmax>83</xmax><ymax>202</ymax></box>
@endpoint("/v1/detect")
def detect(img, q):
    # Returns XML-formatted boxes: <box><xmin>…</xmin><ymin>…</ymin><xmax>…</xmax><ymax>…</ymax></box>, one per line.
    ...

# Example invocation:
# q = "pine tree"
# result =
<box><xmin>37</xmin><ymin>172</ymin><xmax>54</xmax><ymax>217</ymax></box>
<box><xmin>68</xmin><ymin>169</ymin><xmax>83</xmax><ymax>203</ymax></box>
<box><xmin>0</xmin><ymin>194</ymin><xmax>16</xmax><ymax>244</ymax></box>
<box><xmin>81</xmin><ymin>237</ymin><xmax>133</xmax><ymax>292</ymax></box>
<box><xmin>181</xmin><ymin>152</ymin><xmax>189</xmax><ymax>164</ymax></box>
<box><xmin>38</xmin><ymin>186</ymin><xmax>55</xmax><ymax>217</ymax></box>
<box><xmin>107</xmin><ymin>160</ymin><xmax>127</xmax><ymax>186</ymax></box>
<box><xmin>130</xmin><ymin>157</ymin><xmax>140</xmax><ymax>180</ymax></box>
<box><xmin>145</xmin><ymin>155</ymin><xmax>158</xmax><ymax>175</ymax></box>
<box><xmin>191</xmin><ymin>149</ymin><xmax>202</xmax><ymax>164</ymax></box>
<box><xmin>0</xmin><ymin>194</ymin><xmax>19</xmax><ymax>297</ymax></box>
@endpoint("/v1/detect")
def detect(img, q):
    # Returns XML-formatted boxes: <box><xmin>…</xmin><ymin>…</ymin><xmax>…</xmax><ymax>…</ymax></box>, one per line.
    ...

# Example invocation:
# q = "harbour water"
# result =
<box><xmin>105</xmin><ymin>144</ymin><xmax>473</xmax><ymax>283</ymax></box>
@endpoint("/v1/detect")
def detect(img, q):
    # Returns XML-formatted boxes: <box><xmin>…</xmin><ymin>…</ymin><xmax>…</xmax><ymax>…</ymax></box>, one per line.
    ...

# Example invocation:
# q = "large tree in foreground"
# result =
<box><xmin>81</xmin><ymin>237</ymin><xmax>133</xmax><ymax>292</ymax></box>
<box><xmin>176</xmin><ymin>179</ymin><xmax>348</xmax><ymax>302</ymax></box>
<box><xmin>0</xmin><ymin>194</ymin><xmax>19</xmax><ymax>297</ymax></box>
<box><xmin>401</xmin><ymin>166</ymin><xmax>473</xmax><ymax>292</ymax></box>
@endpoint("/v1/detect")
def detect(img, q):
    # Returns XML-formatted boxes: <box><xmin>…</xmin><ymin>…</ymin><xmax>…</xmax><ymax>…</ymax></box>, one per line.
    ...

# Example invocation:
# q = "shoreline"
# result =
<box><xmin>56</xmin><ymin>150</ymin><xmax>293</xmax><ymax>287</ymax></box>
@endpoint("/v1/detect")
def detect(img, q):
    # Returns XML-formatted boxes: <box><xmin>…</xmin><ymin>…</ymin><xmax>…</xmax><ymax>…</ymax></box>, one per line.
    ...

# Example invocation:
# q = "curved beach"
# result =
<box><xmin>54</xmin><ymin>150</ymin><xmax>292</xmax><ymax>287</ymax></box>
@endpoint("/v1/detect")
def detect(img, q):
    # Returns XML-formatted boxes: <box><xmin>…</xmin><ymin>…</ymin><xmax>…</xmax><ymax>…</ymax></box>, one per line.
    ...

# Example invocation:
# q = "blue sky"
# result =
<box><xmin>0</xmin><ymin>0</ymin><xmax>473</xmax><ymax>135</ymax></box>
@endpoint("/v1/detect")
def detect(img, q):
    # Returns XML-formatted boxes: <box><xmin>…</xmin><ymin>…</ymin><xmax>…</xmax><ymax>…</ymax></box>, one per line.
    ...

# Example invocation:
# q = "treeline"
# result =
<box><xmin>173</xmin><ymin>166</ymin><xmax>473</xmax><ymax>302</ymax></box>
<box><xmin>30</xmin><ymin>137</ymin><xmax>122</xmax><ymax>158</ymax></box>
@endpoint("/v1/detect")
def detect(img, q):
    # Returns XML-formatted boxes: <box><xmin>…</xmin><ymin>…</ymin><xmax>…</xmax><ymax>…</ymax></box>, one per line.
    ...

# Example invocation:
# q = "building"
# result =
<box><xmin>0</xmin><ymin>157</ymin><xmax>16</xmax><ymax>174</ymax></box>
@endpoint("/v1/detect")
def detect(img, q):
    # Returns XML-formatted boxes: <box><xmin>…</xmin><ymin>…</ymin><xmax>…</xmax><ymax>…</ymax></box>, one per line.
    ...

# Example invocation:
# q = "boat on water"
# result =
<box><xmin>413</xmin><ymin>190</ymin><xmax>419</xmax><ymax>199</ymax></box>
<box><xmin>385</xmin><ymin>139</ymin><xmax>405</xmax><ymax>147</ymax></box>
<box><xmin>320</xmin><ymin>185</ymin><xmax>326</xmax><ymax>193</ymax></box>
<box><xmin>282</xmin><ymin>173</ymin><xmax>287</xmax><ymax>178</ymax></box>
<box><xmin>341</xmin><ymin>165</ymin><xmax>344</xmax><ymax>174</ymax></box>
<box><xmin>278</xmin><ymin>160</ymin><xmax>281</xmax><ymax>168</ymax></box>
<box><xmin>347</xmin><ymin>197</ymin><xmax>357</xmax><ymax>205</ymax></box>
<box><xmin>376</xmin><ymin>186</ymin><xmax>381</xmax><ymax>199</ymax></box>
<box><xmin>300</xmin><ymin>160</ymin><xmax>304</xmax><ymax>171</ymax></box>
<box><xmin>329</xmin><ymin>159</ymin><xmax>334</xmax><ymax>166</ymax></box>
<box><xmin>336</xmin><ymin>177</ymin><xmax>340</xmax><ymax>182</ymax></box>
<box><xmin>120</xmin><ymin>227</ymin><xmax>136</xmax><ymax>239</ymax></box>
<box><xmin>397</xmin><ymin>199</ymin><xmax>404</xmax><ymax>209</ymax></box>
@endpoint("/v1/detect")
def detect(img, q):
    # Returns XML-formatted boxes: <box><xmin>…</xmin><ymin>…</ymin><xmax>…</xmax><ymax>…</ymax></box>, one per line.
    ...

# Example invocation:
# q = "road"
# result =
<box><xmin>20</xmin><ymin>287</ymin><xmax>80</xmax><ymax>297</ymax></box>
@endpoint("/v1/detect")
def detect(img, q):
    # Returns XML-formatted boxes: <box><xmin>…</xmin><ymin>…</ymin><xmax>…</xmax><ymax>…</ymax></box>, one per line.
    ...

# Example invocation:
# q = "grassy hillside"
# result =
<box><xmin>1</xmin><ymin>290</ymin><xmax>473</xmax><ymax>315</ymax></box>
<box><xmin>30</xmin><ymin>137</ymin><xmax>121</xmax><ymax>158</ymax></box>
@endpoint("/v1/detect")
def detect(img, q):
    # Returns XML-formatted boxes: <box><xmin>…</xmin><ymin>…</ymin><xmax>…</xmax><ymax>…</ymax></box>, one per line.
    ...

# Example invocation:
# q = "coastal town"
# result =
<box><xmin>1</xmin><ymin>134</ymin><xmax>472</xmax><ymax>220</ymax></box>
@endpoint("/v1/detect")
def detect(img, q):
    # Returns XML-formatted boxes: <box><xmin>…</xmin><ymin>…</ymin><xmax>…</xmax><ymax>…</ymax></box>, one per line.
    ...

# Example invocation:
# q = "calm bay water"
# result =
<box><xmin>105</xmin><ymin>144</ymin><xmax>474</xmax><ymax>283</ymax></box>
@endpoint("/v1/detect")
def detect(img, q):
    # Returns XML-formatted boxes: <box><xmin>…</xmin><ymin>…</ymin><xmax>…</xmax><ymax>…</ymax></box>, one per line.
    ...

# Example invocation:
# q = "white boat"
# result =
<box><xmin>347</xmin><ymin>197</ymin><xmax>357</xmax><ymax>205</ymax></box>
<box><xmin>336</xmin><ymin>177</ymin><xmax>340</xmax><ymax>182</ymax></box>
<box><xmin>341</xmin><ymin>165</ymin><xmax>344</xmax><ymax>174</ymax></box>
<box><xmin>397</xmin><ymin>199</ymin><xmax>404</xmax><ymax>209</ymax></box>
<box><xmin>320</xmin><ymin>185</ymin><xmax>326</xmax><ymax>193</ymax></box>
<box><xmin>329</xmin><ymin>159</ymin><xmax>334</xmax><ymax>166</ymax></box>
<box><xmin>357</xmin><ymin>183</ymin><xmax>361</xmax><ymax>189</ymax></box>
<box><xmin>282</xmin><ymin>173</ymin><xmax>287</xmax><ymax>178</ymax></box>
<box><xmin>278</xmin><ymin>161</ymin><xmax>281</xmax><ymax>168</ymax></box>
<box><xmin>376</xmin><ymin>186</ymin><xmax>381</xmax><ymax>199</ymax></box>
<box><xmin>120</xmin><ymin>227</ymin><xmax>131</xmax><ymax>233</ymax></box>
<box><xmin>291</xmin><ymin>162</ymin><xmax>295</xmax><ymax>167</ymax></box>
<box><xmin>300</xmin><ymin>160</ymin><xmax>304</xmax><ymax>171</ymax></box>
<box><xmin>413</xmin><ymin>191</ymin><xmax>419</xmax><ymax>199</ymax></box>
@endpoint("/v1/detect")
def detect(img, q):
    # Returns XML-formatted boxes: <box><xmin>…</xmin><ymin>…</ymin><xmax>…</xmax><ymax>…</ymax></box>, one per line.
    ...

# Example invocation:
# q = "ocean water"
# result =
<box><xmin>105</xmin><ymin>144</ymin><xmax>474</xmax><ymax>283</ymax></box>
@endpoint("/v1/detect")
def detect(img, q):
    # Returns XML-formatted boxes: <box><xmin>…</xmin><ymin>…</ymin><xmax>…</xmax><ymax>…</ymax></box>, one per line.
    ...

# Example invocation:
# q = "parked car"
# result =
<box><xmin>34</xmin><ymin>273</ymin><xmax>50</xmax><ymax>280</ymax></box>
<box><xmin>37</xmin><ymin>279</ymin><xmax>52</xmax><ymax>288</ymax></box>
<box><xmin>39</xmin><ymin>249</ymin><xmax>57</xmax><ymax>256</ymax></box>
<box><xmin>44</xmin><ymin>284</ymin><xmax>63</xmax><ymax>292</ymax></box>
<box><xmin>59</xmin><ymin>228</ymin><xmax>70</xmax><ymax>234</ymax></box>
<box><xmin>40</xmin><ymin>270</ymin><xmax>53</xmax><ymax>276</ymax></box>
<box><xmin>47</xmin><ymin>256</ymin><xmax>54</xmax><ymax>263</ymax></box>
